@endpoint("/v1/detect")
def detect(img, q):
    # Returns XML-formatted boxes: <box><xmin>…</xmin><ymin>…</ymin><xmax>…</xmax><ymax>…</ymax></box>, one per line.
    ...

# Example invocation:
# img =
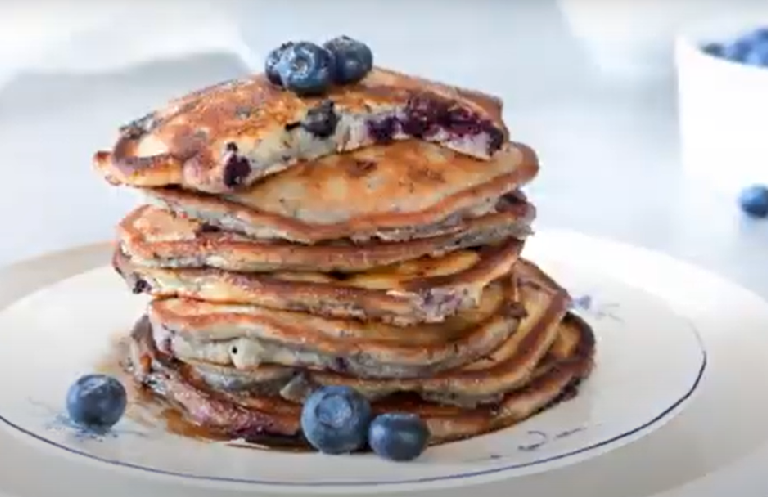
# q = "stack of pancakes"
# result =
<box><xmin>94</xmin><ymin>67</ymin><xmax>595</xmax><ymax>445</ymax></box>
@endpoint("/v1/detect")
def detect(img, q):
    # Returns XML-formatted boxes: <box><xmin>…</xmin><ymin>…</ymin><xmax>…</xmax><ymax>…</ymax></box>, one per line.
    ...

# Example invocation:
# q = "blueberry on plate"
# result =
<box><xmin>275</xmin><ymin>42</ymin><xmax>334</xmax><ymax>96</ymax></box>
<box><xmin>739</xmin><ymin>184</ymin><xmax>768</xmax><ymax>218</ymax></box>
<box><xmin>368</xmin><ymin>413</ymin><xmax>430</xmax><ymax>462</ymax></box>
<box><xmin>300</xmin><ymin>386</ymin><xmax>372</xmax><ymax>454</ymax></box>
<box><xmin>66</xmin><ymin>374</ymin><xmax>127</xmax><ymax>429</ymax></box>
<box><xmin>265</xmin><ymin>42</ymin><xmax>295</xmax><ymax>86</ymax></box>
<box><xmin>323</xmin><ymin>36</ymin><xmax>374</xmax><ymax>85</ymax></box>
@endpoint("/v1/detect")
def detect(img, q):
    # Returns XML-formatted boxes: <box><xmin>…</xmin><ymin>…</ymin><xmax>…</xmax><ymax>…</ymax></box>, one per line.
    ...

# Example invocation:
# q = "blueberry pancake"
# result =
<box><xmin>118</xmin><ymin>200</ymin><xmax>534</xmax><ymax>273</ymax></box>
<box><xmin>93</xmin><ymin>64</ymin><xmax>510</xmax><ymax>193</ymax></box>
<box><xmin>127</xmin><ymin>307</ymin><xmax>594</xmax><ymax>444</ymax></box>
<box><xmin>141</xmin><ymin>141</ymin><xmax>539</xmax><ymax>244</ymax></box>
<box><xmin>191</xmin><ymin>259</ymin><xmax>571</xmax><ymax>408</ymax></box>
<box><xmin>86</xmin><ymin>34</ymin><xmax>600</xmax><ymax>458</ymax></box>
<box><xmin>114</xmin><ymin>237</ymin><xmax>523</xmax><ymax>325</ymax></box>
<box><xmin>146</xmin><ymin>278</ymin><xmax>522</xmax><ymax>380</ymax></box>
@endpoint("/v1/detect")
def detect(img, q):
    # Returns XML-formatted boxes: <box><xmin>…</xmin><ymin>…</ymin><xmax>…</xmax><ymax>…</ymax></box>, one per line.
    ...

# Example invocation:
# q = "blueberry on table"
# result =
<box><xmin>738</xmin><ymin>184</ymin><xmax>768</xmax><ymax>218</ymax></box>
<box><xmin>65</xmin><ymin>374</ymin><xmax>127</xmax><ymax>429</ymax></box>
<box><xmin>275</xmin><ymin>42</ymin><xmax>334</xmax><ymax>96</ymax></box>
<box><xmin>265</xmin><ymin>42</ymin><xmax>295</xmax><ymax>86</ymax></box>
<box><xmin>744</xmin><ymin>27</ymin><xmax>768</xmax><ymax>44</ymax></box>
<box><xmin>722</xmin><ymin>40</ymin><xmax>753</xmax><ymax>63</ymax></box>
<box><xmin>368</xmin><ymin>413</ymin><xmax>429</xmax><ymax>462</ymax></box>
<box><xmin>300</xmin><ymin>386</ymin><xmax>372</xmax><ymax>454</ymax></box>
<box><xmin>702</xmin><ymin>42</ymin><xmax>724</xmax><ymax>57</ymax></box>
<box><xmin>323</xmin><ymin>36</ymin><xmax>374</xmax><ymax>85</ymax></box>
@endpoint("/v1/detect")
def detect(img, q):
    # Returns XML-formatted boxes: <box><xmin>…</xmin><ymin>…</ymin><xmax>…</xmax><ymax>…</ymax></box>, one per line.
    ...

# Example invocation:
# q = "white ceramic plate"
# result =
<box><xmin>0</xmin><ymin>233</ymin><xmax>706</xmax><ymax>494</ymax></box>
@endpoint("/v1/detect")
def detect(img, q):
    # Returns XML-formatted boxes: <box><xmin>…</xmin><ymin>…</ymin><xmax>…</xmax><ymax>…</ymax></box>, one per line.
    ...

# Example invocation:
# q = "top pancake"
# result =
<box><xmin>93</xmin><ymin>67</ymin><xmax>509</xmax><ymax>193</ymax></box>
<box><xmin>142</xmin><ymin>141</ymin><xmax>538</xmax><ymax>244</ymax></box>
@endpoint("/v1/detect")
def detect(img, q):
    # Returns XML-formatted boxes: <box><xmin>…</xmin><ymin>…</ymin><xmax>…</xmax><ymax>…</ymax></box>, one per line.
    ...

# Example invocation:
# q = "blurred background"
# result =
<box><xmin>1</xmin><ymin>0</ymin><xmax>768</xmax><ymax>292</ymax></box>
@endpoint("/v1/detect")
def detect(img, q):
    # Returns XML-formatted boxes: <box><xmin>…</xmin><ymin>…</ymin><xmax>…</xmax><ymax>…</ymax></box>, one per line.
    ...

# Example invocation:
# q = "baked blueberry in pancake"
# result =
<box><xmin>93</xmin><ymin>66</ymin><xmax>509</xmax><ymax>193</ymax></box>
<box><xmin>139</xmin><ymin>141</ymin><xmax>538</xmax><ymax>244</ymax></box>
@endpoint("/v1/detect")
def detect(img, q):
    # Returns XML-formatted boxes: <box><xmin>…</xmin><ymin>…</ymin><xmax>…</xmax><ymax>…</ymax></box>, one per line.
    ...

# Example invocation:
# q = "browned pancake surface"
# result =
<box><xmin>119</xmin><ymin>199</ymin><xmax>534</xmax><ymax>272</ymax></box>
<box><xmin>142</xmin><ymin>142</ymin><xmax>538</xmax><ymax>244</ymax></box>
<box><xmin>191</xmin><ymin>260</ymin><xmax>571</xmax><ymax>406</ymax></box>
<box><xmin>115</xmin><ymin>237</ymin><xmax>522</xmax><ymax>325</ymax></box>
<box><xmin>94</xmin><ymin>67</ymin><xmax>509</xmax><ymax>193</ymax></box>
<box><xmin>148</xmin><ymin>279</ymin><xmax>523</xmax><ymax>379</ymax></box>
<box><xmin>128</xmin><ymin>309</ymin><xmax>595</xmax><ymax>444</ymax></box>
<box><xmin>216</xmin><ymin>142</ymin><xmax>535</xmax><ymax>224</ymax></box>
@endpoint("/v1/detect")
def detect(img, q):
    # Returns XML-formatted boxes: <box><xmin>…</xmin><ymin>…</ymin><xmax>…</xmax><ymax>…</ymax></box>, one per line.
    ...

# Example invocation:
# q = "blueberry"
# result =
<box><xmin>739</xmin><ymin>184</ymin><xmax>768</xmax><ymax>218</ymax></box>
<box><xmin>275</xmin><ymin>42</ymin><xmax>334</xmax><ymax>96</ymax></box>
<box><xmin>265</xmin><ymin>42</ymin><xmax>294</xmax><ymax>86</ymax></box>
<box><xmin>301</xmin><ymin>100</ymin><xmax>339</xmax><ymax>138</ymax></box>
<box><xmin>368</xmin><ymin>413</ymin><xmax>430</xmax><ymax>462</ymax></box>
<box><xmin>745</xmin><ymin>42</ymin><xmax>768</xmax><ymax>67</ymax></box>
<box><xmin>223</xmin><ymin>153</ymin><xmax>252</xmax><ymax>188</ymax></box>
<box><xmin>722</xmin><ymin>40</ymin><xmax>752</xmax><ymax>62</ymax></box>
<box><xmin>702</xmin><ymin>42</ymin><xmax>724</xmax><ymax>57</ymax></box>
<box><xmin>65</xmin><ymin>374</ymin><xmax>127</xmax><ymax>429</ymax></box>
<box><xmin>323</xmin><ymin>36</ymin><xmax>374</xmax><ymax>85</ymax></box>
<box><xmin>300</xmin><ymin>386</ymin><xmax>372</xmax><ymax>454</ymax></box>
<box><xmin>367</xmin><ymin>117</ymin><xmax>398</xmax><ymax>144</ymax></box>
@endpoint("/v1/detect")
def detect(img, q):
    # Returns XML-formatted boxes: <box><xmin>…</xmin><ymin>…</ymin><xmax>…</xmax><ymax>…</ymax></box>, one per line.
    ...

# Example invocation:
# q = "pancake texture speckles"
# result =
<box><xmin>117</xmin><ymin>197</ymin><xmax>534</xmax><ymax>273</ymax></box>
<box><xmin>139</xmin><ymin>141</ymin><xmax>538</xmax><ymax>243</ymax></box>
<box><xmin>94</xmin><ymin>68</ymin><xmax>509</xmax><ymax>193</ymax></box>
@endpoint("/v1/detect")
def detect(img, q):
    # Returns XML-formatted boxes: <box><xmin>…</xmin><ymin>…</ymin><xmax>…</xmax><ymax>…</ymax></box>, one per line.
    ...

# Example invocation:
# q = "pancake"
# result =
<box><xmin>127</xmin><ymin>310</ymin><xmax>594</xmax><ymax>444</ymax></box>
<box><xmin>140</xmin><ymin>141</ymin><xmax>539</xmax><ymax>244</ymax></box>
<box><xmin>189</xmin><ymin>259</ymin><xmax>569</xmax><ymax>408</ymax></box>
<box><xmin>93</xmin><ymin>67</ymin><xmax>509</xmax><ymax>193</ymax></box>
<box><xmin>147</xmin><ymin>279</ymin><xmax>523</xmax><ymax>379</ymax></box>
<box><xmin>114</xmin><ymin>238</ymin><xmax>523</xmax><ymax>325</ymax></box>
<box><xmin>118</xmin><ymin>198</ymin><xmax>534</xmax><ymax>273</ymax></box>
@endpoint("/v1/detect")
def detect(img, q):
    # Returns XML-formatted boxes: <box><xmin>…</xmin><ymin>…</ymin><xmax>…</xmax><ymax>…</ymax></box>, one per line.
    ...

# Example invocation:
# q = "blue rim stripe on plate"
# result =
<box><xmin>0</xmin><ymin>326</ymin><xmax>707</xmax><ymax>488</ymax></box>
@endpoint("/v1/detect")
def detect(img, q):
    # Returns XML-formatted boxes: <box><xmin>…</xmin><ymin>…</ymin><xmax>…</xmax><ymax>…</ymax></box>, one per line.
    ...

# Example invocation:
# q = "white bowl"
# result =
<box><xmin>676</xmin><ymin>15</ymin><xmax>768</xmax><ymax>194</ymax></box>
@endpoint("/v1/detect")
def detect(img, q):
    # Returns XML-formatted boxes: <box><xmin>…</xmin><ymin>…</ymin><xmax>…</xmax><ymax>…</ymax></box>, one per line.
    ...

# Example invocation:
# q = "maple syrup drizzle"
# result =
<box><xmin>95</xmin><ymin>334</ymin><xmax>309</xmax><ymax>452</ymax></box>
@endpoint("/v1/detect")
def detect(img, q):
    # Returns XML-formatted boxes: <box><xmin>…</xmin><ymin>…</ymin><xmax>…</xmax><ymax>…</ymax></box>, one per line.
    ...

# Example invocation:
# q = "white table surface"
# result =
<box><xmin>1</xmin><ymin>1</ymin><xmax>768</xmax><ymax>496</ymax></box>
